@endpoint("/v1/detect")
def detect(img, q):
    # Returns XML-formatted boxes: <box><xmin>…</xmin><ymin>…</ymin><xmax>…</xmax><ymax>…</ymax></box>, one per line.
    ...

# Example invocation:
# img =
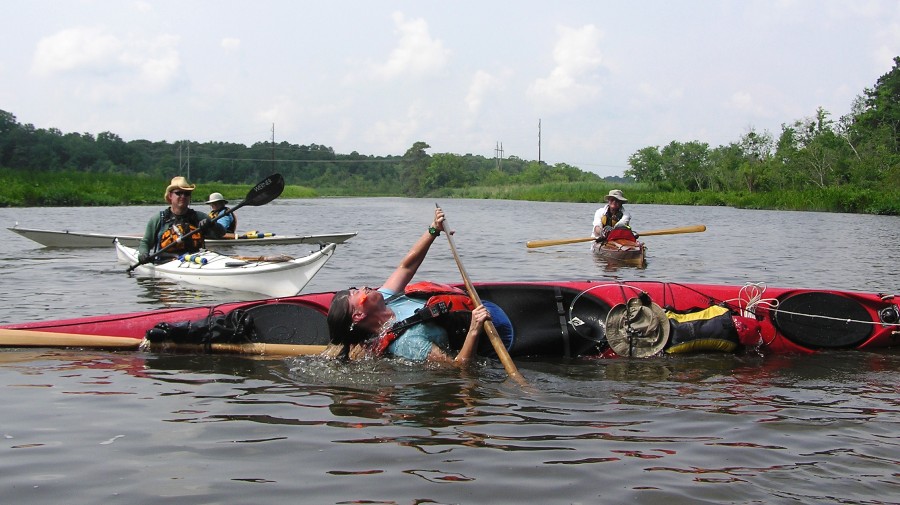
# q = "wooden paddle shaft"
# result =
<box><xmin>0</xmin><ymin>329</ymin><xmax>142</xmax><ymax>348</ymax></box>
<box><xmin>187</xmin><ymin>343</ymin><xmax>327</xmax><ymax>356</ymax></box>
<box><xmin>440</xmin><ymin>211</ymin><xmax>526</xmax><ymax>385</ymax></box>
<box><xmin>0</xmin><ymin>329</ymin><xmax>327</xmax><ymax>356</ymax></box>
<box><xmin>525</xmin><ymin>236</ymin><xmax>595</xmax><ymax>248</ymax></box>
<box><xmin>526</xmin><ymin>225</ymin><xmax>706</xmax><ymax>248</ymax></box>
<box><xmin>640</xmin><ymin>225</ymin><xmax>706</xmax><ymax>236</ymax></box>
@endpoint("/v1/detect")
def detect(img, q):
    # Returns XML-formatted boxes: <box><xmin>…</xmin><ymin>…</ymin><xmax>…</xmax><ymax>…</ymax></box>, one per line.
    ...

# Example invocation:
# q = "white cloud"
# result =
<box><xmin>726</xmin><ymin>89</ymin><xmax>777</xmax><ymax>121</ymax></box>
<box><xmin>31</xmin><ymin>27</ymin><xmax>181</xmax><ymax>94</ymax></box>
<box><xmin>31</xmin><ymin>27</ymin><xmax>122</xmax><ymax>75</ymax></box>
<box><xmin>466</xmin><ymin>70</ymin><xmax>502</xmax><ymax>115</ymax></box>
<box><xmin>221</xmin><ymin>38</ymin><xmax>241</xmax><ymax>51</ymax></box>
<box><xmin>134</xmin><ymin>1</ymin><xmax>154</xmax><ymax>14</ymax></box>
<box><xmin>364</xmin><ymin>103</ymin><xmax>428</xmax><ymax>153</ymax></box>
<box><xmin>528</xmin><ymin>24</ymin><xmax>605</xmax><ymax>111</ymax></box>
<box><xmin>634</xmin><ymin>83</ymin><xmax>684</xmax><ymax>106</ymax></box>
<box><xmin>730</xmin><ymin>91</ymin><xmax>754</xmax><ymax>111</ymax></box>
<box><xmin>255</xmin><ymin>95</ymin><xmax>303</xmax><ymax>132</ymax></box>
<box><xmin>125</xmin><ymin>34</ymin><xmax>181</xmax><ymax>92</ymax></box>
<box><xmin>373</xmin><ymin>12</ymin><xmax>450</xmax><ymax>80</ymax></box>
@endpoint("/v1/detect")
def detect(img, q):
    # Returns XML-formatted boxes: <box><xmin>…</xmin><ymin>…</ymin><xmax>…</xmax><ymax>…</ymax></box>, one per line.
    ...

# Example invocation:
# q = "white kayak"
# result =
<box><xmin>8</xmin><ymin>225</ymin><xmax>356</xmax><ymax>248</ymax></box>
<box><xmin>114</xmin><ymin>238</ymin><xmax>337</xmax><ymax>298</ymax></box>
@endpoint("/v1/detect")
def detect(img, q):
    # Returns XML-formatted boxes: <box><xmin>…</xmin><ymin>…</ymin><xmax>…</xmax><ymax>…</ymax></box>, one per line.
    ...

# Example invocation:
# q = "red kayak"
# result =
<box><xmin>1</xmin><ymin>280</ymin><xmax>897</xmax><ymax>357</ymax></box>
<box><xmin>591</xmin><ymin>228</ymin><xmax>646</xmax><ymax>267</ymax></box>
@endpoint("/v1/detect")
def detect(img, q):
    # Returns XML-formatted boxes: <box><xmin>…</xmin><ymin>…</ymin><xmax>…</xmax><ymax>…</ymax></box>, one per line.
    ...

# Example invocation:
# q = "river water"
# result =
<box><xmin>0</xmin><ymin>198</ymin><xmax>897</xmax><ymax>504</ymax></box>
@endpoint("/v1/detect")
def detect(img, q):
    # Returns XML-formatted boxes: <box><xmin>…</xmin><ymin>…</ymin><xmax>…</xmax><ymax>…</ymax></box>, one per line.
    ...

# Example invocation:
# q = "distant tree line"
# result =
<box><xmin>4</xmin><ymin>56</ymin><xmax>899</xmax><ymax>200</ymax></box>
<box><xmin>624</xmin><ymin>56</ymin><xmax>900</xmax><ymax>193</ymax></box>
<box><xmin>0</xmin><ymin>110</ymin><xmax>602</xmax><ymax>197</ymax></box>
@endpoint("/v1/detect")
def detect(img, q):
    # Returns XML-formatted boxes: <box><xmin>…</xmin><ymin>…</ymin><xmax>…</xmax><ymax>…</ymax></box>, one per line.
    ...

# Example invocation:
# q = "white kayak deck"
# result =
<box><xmin>115</xmin><ymin>239</ymin><xmax>337</xmax><ymax>298</ymax></box>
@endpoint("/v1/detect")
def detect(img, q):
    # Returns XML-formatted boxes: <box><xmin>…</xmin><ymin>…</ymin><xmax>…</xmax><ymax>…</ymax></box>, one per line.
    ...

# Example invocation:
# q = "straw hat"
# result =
<box><xmin>204</xmin><ymin>192</ymin><xmax>228</xmax><ymax>205</ymax></box>
<box><xmin>605</xmin><ymin>189</ymin><xmax>627</xmax><ymax>202</ymax></box>
<box><xmin>605</xmin><ymin>293</ymin><xmax>670</xmax><ymax>357</ymax></box>
<box><xmin>164</xmin><ymin>176</ymin><xmax>196</xmax><ymax>199</ymax></box>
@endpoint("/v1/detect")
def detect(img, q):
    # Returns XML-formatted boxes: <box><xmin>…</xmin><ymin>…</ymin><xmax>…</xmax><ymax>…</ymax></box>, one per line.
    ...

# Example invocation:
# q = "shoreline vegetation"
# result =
<box><xmin>1</xmin><ymin>168</ymin><xmax>897</xmax><ymax>215</ymax></box>
<box><xmin>5</xmin><ymin>58</ymin><xmax>900</xmax><ymax>216</ymax></box>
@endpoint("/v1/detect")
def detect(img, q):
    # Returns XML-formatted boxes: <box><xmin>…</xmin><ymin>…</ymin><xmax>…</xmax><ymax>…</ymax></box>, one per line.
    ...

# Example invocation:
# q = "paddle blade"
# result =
<box><xmin>243</xmin><ymin>173</ymin><xmax>285</xmax><ymax>207</ymax></box>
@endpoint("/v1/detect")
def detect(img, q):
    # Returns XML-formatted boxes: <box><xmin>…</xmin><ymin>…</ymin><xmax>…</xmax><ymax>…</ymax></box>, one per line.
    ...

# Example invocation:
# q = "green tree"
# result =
<box><xmin>848</xmin><ymin>58</ymin><xmax>900</xmax><ymax>186</ymax></box>
<box><xmin>736</xmin><ymin>129</ymin><xmax>773</xmax><ymax>192</ymax></box>
<box><xmin>855</xmin><ymin>56</ymin><xmax>900</xmax><ymax>156</ymax></box>
<box><xmin>424</xmin><ymin>153</ymin><xmax>472</xmax><ymax>190</ymax></box>
<box><xmin>401</xmin><ymin>141</ymin><xmax>431</xmax><ymax>196</ymax></box>
<box><xmin>782</xmin><ymin>107</ymin><xmax>848</xmax><ymax>188</ymax></box>
<box><xmin>625</xmin><ymin>146</ymin><xmax>664</xmax><ymax>184</ymax></box>
<box><xmin>660</xmin><ymin>141</ymin><xmax>710</xmax><ymax>190</ymax></box>
<box><xmin>707</xmin><ymin>143</ymin><xmax>744</xmax><ymax>191</ymax></box>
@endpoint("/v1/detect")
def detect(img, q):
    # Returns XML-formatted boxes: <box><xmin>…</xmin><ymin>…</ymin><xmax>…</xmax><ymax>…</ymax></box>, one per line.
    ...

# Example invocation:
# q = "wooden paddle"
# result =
<box><xmin>525</xmin><ymin>225</ymin><xmax>707</xmax><ymax>249</ymax></box>
<box><xmin>127</xmin><ymin>173</ymin><xmax>286</xmax><ymax>272</ymax></box>
<box><xmin>437</xmin><ymin>204</ymin><xmax>527</xmax><ymax>386</ymax></box>
<box><xmin>0</xmin><ymin>328</ymin><xmax>327</xmax><ymax>356</ymax></box>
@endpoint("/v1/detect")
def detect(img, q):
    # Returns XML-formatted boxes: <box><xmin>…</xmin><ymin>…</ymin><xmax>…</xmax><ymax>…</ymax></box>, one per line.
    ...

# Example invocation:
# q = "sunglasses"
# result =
<box><xmin>171</xmin><ymin>190</ymin><xmax>192</xmax><ymax>197</ymax></box>
<box><xmin>349</xmin><ymin>286</ymin><xmax>372</xmax><ymax>310</ymax></box>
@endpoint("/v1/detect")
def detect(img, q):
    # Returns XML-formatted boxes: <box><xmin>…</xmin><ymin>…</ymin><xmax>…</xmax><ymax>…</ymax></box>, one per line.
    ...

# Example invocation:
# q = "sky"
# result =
<box><xmin>2</xmin><ymin>1</ymin><xmax>900</xmax><ymax>178</ymax></box>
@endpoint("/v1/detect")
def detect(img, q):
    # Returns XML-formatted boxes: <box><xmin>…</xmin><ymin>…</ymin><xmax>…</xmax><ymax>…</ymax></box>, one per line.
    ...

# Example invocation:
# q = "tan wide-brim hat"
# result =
<box><xmin>605</xmin><ymin>294</ymin><xmax>670</xmax><ymax>357</ymax></box>
<box><xmin>204</xmin><ymin>192</ymin><xmax>228</xmax><ymax>205</ymax></box>
<box><xmin>605</xmin><ymin>189</ymin><xmax>627</xmax><ymax>202</ymax></box>
<box><xmin>164</xmin><ymin>176</ymin><xmax>196</xmax><ymax>199</ymax></box>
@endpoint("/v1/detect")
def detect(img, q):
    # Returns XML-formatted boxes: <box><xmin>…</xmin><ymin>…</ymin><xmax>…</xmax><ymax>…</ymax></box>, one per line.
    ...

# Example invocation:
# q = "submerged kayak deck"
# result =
<box><xmin>3</xmin><ymin>280</ymin><xmax>898</xmax><ymax>356</ymax></box>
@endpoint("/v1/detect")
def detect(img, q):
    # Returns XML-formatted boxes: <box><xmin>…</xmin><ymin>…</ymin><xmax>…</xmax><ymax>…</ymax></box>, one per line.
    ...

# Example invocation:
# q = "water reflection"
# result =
<box><xmin>132</xmin><ymin>276</ymin><xmax>261</xmax><ymax>307</ymax></box>
<box><xmin>593</xmin><ymin>255</ymin><xmax>648</xmax><ymax>273</ymax></box>
<box><xmin>0</xmin><ymin>349</ymin><xmax>149</xmax><ymax>380</ymax></box>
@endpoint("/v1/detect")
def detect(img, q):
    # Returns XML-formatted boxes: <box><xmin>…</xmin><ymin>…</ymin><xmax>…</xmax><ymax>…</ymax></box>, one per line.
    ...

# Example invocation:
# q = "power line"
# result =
<box><xmin>188</xmin><ymin>155</ymin><xmax>404</xmax><ymax>164</ymax></box>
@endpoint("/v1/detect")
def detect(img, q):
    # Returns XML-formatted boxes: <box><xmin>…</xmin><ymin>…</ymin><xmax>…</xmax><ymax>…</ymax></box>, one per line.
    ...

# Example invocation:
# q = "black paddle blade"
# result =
<box><xmin>244</xmin><ymin>173</ymin><xmax>285</xmax><ymax>206</ymax></box>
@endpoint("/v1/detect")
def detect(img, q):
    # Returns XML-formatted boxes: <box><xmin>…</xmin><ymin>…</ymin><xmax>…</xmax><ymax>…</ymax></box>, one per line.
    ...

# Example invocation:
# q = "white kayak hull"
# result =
<box><xmin>115</xmin><ymin>239</ymin><xmax>336</xmax><ymax>298</ymax></box>
<box><xmin>8</xmin><ymin>225</ymin><xmax>356</xmax><ymax>248</ymax></box>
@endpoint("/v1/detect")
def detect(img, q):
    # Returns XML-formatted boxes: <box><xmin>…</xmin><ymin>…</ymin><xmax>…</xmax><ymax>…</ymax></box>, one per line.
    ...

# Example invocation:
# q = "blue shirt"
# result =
<box><xmin>209</xmin><ymin>207</ymin><xmax>236</xmax><ymax>233</ymax></box>
<box><xmin>380</xmin><ymin>288</ymin><xmax>450</xmax><ymax>361</ymax></box>
<box><xmin>217</xmin><ymin>213</ymin><xmax>235</xmax><ymax>233</ymax></box>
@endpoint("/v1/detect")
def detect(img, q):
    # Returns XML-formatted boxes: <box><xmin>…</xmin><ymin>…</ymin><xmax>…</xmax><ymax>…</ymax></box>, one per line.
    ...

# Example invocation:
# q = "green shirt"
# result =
<box><xmin>138</xmin><ymin>208</ymin><xmax>225</xmax><ymax>256</ymax></box>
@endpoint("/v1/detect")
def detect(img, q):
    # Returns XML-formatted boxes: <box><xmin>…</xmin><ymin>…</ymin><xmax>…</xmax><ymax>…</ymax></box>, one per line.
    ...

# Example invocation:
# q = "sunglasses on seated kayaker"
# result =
<box><xmin>171</xmin><ymin>190</ymin><xmax>192</xmax><ymax>197</ymax></box>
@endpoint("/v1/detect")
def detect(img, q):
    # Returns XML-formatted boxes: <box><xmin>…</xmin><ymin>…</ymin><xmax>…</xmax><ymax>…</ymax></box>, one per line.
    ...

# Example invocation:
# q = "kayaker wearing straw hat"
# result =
<box><xmin>204</xmin><ymin>192</ymin><xmax>237</xmax><ymax>240</ymax></box>
<box><xmin>137</xmin><ymin>176</ymin><xmax>226</xmax><ymax>263</ymax></box>
<box><xmin>592</xmin><ymin>189</ymin><xmax>635</xmax><ymax>242</ymax></box>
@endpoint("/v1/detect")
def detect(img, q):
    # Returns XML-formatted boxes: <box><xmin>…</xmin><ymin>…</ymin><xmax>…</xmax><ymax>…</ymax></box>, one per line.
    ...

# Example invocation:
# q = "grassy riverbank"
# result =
<box><xmin>1</xmin><ymin>168</ymin><xmax>898</xmax><ymax>215</ymax></box>
<box><xmin>0</xmin><ymin>169</ymin><xmax>317</xmax><ymax>207</ymax></box>
<box><xmin>443</xmin><ymin>181</ymin><xmax>900</xmax><ymax>215</ymax></box>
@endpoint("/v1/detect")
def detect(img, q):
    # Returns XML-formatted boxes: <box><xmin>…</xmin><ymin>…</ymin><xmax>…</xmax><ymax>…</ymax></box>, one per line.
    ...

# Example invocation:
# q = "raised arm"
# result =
<box><xmin>382</xmin><ymin>207</ymin><xmax>445</xmax><ymax>293</ymax></box>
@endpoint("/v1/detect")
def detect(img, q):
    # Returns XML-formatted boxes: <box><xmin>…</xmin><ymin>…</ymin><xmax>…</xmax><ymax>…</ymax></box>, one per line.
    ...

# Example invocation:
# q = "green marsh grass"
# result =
<box><xmin>1</xmin><ymin>168</ymin><xmax>897</xmax><ymax>215</ymax></box>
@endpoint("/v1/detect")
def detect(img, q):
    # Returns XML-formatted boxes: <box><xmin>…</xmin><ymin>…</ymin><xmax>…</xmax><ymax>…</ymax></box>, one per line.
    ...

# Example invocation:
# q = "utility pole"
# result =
<box><xmin>538</xmin><ymin>119</ymin><xmax>542</xmax><ymax>165</ymax></box>
<box><xmin>178</xmin><ymin>143</ymin><xmax>191</xmax><ymax>180</ymax></box>
<box><xmin>495</xmin><ymin>141</ymin><xmax>504</xmax><ymax>171</ymax></box>
<box><xmin>271</xmin><ymin>123</ymin><xmax>276</xmax><ymax>171</ymax></box>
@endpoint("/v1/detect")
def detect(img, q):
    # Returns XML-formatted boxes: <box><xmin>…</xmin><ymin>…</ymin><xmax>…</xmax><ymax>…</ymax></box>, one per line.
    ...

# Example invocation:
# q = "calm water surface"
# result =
<box><xmin>0</xmin><ymin>198</ymin><xmax>897</xmax><ymax>504</ymax></box>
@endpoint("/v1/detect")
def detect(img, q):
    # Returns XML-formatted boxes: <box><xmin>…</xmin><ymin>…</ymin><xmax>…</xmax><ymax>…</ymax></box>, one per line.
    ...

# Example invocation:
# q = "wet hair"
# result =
<box><xmin>326</xmin><ymin>289</ymin><xmax>371</xmax><ymax>346</ymax></box>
